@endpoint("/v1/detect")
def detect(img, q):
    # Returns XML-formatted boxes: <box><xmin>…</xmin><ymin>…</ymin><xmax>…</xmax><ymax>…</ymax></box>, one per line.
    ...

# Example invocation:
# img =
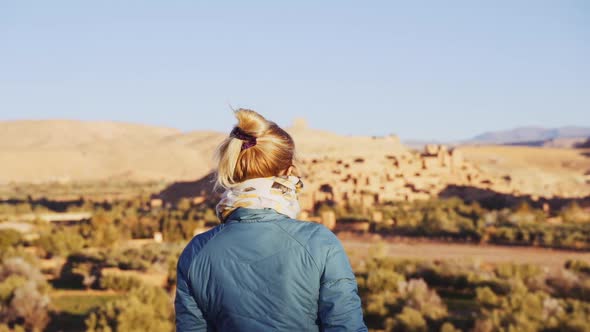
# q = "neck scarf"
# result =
<box><xmin>216</xmin><ymin>176</ymin><xmax>303</xmax><ymax>222</ymax></box>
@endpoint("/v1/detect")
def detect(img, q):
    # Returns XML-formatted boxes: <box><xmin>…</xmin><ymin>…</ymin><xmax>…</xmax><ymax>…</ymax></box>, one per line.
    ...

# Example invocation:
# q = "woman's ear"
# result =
<box><xmin>279</xmin><ymin>166</ymin><xmax>293</xmax><ymax>176</ymax></box>
<box><xmin>286</xmin><ymin>165</ymin><xmax>294</xmax><ymax>176</ymax></box>
<box><xmin>288</xmin><ymin>164</ymin><xmax>301</xmax><ymax>177</ymax></box>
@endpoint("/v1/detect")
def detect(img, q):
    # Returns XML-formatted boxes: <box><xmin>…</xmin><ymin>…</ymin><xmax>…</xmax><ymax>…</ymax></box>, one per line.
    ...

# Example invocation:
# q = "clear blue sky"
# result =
<box><xmin>1</xmin><ymin>1</ymin><xmax>588</xmax><ymax>140</ymax></box>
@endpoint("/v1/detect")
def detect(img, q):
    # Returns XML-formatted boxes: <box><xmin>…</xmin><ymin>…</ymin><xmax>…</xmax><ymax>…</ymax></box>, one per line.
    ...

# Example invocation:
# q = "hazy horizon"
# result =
<box><xmin>1</xmin><ymin>1</ymin><xmax>589</xmax><ymax>141</ymax></box>
<box><xmin>3</xmin><ymin>117</ymin><xmax>590</xmax><ymax>143</ymax></box>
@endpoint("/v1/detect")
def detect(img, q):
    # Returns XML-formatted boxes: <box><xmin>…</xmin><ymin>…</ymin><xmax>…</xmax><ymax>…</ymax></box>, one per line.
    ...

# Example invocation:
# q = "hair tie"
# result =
<box><xmin>230</xmin><ymin>127</ymin><xmax>257</xmax><ymax>150</ymax></box>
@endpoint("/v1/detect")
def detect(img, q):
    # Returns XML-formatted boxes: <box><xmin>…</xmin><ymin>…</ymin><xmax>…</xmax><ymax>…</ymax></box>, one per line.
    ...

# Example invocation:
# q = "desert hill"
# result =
<box><xmin>0</xmin><ymin>119</ymin><xmax>410</xmax><ymax>183</ymax></box>
<box><xmin>0</xmin><ymin>120</ymin><xmax>589</xmax><ymax>201</ymax></box>
<box><xmin>0</xmin><ymin>120</ymin><xmax>223</xmax><ymax>183</ymax></box>
<box><xmin>288</xmin><ymin>120</ymin><xmax>408</xmax><ymax>158</ymax></box>
<box><xmin>0</xmin><ymin>120</ymin><xmax>181</xmax><ymax>149</ymax></box>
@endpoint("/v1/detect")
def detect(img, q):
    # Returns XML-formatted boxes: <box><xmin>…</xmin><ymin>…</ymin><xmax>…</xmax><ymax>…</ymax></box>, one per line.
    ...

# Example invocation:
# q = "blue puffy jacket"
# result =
<box><xmin>175</xmin><ymin>208</ymin><xmax>367</xmax><ymax>331</ymax></box>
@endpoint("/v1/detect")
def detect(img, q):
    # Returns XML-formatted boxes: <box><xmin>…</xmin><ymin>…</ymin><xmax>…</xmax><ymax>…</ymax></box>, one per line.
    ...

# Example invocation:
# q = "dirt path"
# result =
<box><xmin>50</xmin><ymin>289</ymin><xmax>121</xmax><ymax>297</ymax></box>
<box><xmin>342</xmin><ymin>238</ymin><xmax>590</xmax><ymax>269</ymax></box>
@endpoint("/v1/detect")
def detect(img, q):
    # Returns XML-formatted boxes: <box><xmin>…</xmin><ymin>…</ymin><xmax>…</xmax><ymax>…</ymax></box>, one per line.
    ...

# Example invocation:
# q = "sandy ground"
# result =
<box><xmin>342</xmin><ymin>238</ymin><xmax>590</xmax><ymax>269</ymax></box>
<box><xmin>101</xmin><ymin>267</ymin><xmax>168</xmax><ymax>287</ymax></box>
<box><xmin>459</xmin><ymin>145</ymin><xmax>590</xmax><ymax>197</ymax></box>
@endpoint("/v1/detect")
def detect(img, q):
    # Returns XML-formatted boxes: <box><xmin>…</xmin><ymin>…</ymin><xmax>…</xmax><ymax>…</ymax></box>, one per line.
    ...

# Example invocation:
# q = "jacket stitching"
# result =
<box><xmin>184</xmin><ymin>225</ymin><xmax>227</xmax><ymax>295</ymax></box>
<box><xmin>321</xmin><ymin>277</ymin><xmax>356</xmax><ymax>287</ymax></box>
<box><xmin>271</xmin><ymin>222</ymin><xmax>322</xmax><ymax>274</ymax></box>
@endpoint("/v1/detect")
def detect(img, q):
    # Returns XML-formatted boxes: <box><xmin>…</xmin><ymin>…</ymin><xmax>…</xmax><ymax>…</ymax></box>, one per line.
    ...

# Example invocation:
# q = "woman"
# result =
<box><xmin>175</xmin><ymin>109</ymin><xmax>367</xmax><ymax>331</ymax></box>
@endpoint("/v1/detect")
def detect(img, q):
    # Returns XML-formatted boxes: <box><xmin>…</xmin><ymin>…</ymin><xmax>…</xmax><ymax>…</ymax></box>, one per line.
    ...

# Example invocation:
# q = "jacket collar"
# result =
<box><xmin>225</xmin><ymin>208</ymin><xmax>289</xmax><ymax>223</ymax></box>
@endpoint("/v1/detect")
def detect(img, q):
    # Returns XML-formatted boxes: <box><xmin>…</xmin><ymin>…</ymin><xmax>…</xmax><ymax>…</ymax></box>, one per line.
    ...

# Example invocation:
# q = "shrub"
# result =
<box><xmin>440</xmin><ymin>322</ymin><xmax>461</xmax><ymax>332</ymax></box>
<box><xmin>359</xmin><ymin>257</ymin><xmax>449</xmax><ymax>330</ymax></box>
<box><xmin>388</xmin><ymin>307</ymin><xmax>427</xmax><ymax>332</ymax></box>
<box><xmin>560</xmin><ymin>202</ymin><xmax>590</xmax><ymax>224</ymax></box>
<box><xmin>36</xmin><ymin>228</ymin><xmax>85</xmax><ymax>258</ymax></box>
<box><xmin>80</xmin><ymin>210</ymin><xmax>123</xmax><ymax>248</ymax></box>
<box><xmin>112</xmin><ymin>244</ymin><xmax>182</xmax><ymax>272</ymax></box>
<box><xmin>366</xmin><ymin>268</ymin><xmax>405</xmax><ymax>293</ymax></box>
<box><xmin>0</xmin><ymin>257</ymin><xmax>50</xmax><ymax>331</ymax></box>
<box><xmin>397</xmin><ymin>279</ymin><xmax>448</xmax><ymax>321</ymax></box>
<box><xmin>0</xmin><ymin>229</ymin><xmax>22</xmax><ymax>250</ymax></box>
<box><xmin>566</xmin><ymin>259</ymin><xmax>590</xmax><ymax>275</ymax></box>
<box><xmin>99</xmin><ymin>274</ymin><xmax>143</xmax><ymax>292</ymax></box>
<box><xmin>85</xmin><ymin>285</ymin><xmax>173</xmax><ymax>332</ymax></box>
<box><xmin>10</xmin><ymin>281</ymin><xmax>51</xmax><ymax>330</ymax></box>
<box><xmin>475</xmin><ymin>287</ymin><xmax>500</xmax><ymax>309</ymax></box>
<box><xmin>475</xmin><ymin>283</ymin><xmax>562</xmax><ymax>332</ymax></box>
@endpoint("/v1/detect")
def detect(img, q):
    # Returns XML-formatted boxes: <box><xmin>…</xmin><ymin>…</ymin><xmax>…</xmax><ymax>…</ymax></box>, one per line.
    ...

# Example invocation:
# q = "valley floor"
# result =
<box><xmin>342</xmin><ymin>237</ymin><xmax>590</xmax><ymax>269</ymax></box>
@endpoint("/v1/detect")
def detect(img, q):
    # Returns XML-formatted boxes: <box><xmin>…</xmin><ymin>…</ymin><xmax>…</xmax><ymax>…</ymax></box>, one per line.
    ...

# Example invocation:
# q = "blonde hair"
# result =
<box><xmin>215</xmin><ymin>109</ymin><xmax>295</xmax><ymax>189</ymax></box>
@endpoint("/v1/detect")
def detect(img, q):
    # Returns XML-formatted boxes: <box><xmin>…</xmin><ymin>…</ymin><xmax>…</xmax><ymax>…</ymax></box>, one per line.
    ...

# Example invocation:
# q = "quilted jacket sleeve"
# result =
<box><xmin>317</xmin><ymin>230</ymin><xmax>367</xmax><ymax>332</ymax></box>
<box><xmin>175</xmin><ymin>248</ymin><xmax>208</xmax><ymax>332</ymax></box>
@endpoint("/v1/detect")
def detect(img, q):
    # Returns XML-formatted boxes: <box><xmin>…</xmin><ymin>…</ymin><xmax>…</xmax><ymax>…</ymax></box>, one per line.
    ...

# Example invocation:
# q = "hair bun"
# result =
<box><xmin>215</xmin><ymin>109</ymin><xmax>295</xmax><ymax>189</ymax></box>
<box><xmin>234</xmin><ymin>109</ymin><xmax>270</xmax><ymax>138</ymax></box>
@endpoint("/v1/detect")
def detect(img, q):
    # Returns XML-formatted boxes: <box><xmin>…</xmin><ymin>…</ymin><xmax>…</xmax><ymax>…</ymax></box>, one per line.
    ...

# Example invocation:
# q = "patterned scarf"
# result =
<box><xmin>216</xmin><ymin>176</ymin><xmax>304</xmax><ymax>222</ymax></box>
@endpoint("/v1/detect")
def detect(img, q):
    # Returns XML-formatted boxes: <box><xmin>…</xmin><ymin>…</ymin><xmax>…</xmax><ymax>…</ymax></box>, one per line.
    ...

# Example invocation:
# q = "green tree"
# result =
<box><xmin>36</xmin><ymin>228</ymin><xmax>85</xmax><ymax>258</ymax></box>
<box><xmin>82</xmin><ymin>210</ymin><xmax>122</xmax><ymax>247</ymax></box>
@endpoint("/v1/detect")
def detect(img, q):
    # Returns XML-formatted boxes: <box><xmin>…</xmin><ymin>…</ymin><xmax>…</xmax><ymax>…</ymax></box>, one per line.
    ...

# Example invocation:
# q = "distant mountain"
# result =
<box><xmin>465</xmin><ymin>126</ymin><xmax>590</xmax><ymax>146</ymax></box>
<box><xmin>575</xmin><ymin>137</ymin><xmax>590</xmax><ymax>149</ymax></box>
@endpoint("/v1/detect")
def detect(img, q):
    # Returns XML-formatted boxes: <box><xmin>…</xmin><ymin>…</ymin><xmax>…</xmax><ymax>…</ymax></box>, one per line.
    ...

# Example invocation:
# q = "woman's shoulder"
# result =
<box><xmin>177</xmin><ymin>224</ymin><xmax>226</xmax><ymax>271</ymax></box>
<box><xmin>276</xmin><ymin>218</ymin><xmax>343</xmax><ymax>266</ymax></box>
<box><xmin>275</xmin><ymin>217</ymin><xmax>338</xmax><ymax>244</ymax></box>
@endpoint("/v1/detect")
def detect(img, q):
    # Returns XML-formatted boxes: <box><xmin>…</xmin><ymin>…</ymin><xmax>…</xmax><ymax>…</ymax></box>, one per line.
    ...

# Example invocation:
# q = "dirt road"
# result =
<box><xmin>342</xmin><ymin>238</ymin><xmax>590</xmax><ymax>269</ymax></box>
